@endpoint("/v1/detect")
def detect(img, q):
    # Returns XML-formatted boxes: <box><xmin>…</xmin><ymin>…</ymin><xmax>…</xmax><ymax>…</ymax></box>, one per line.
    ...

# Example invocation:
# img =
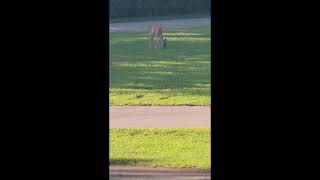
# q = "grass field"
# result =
<box><xmin>110</xmin><ymin>26</ymin><xmax>211</xmax><ymax>106</ymax></box>
<box><xmin>109</xmin><ymin>128</ymin><xmax>211</xmax><ymax>169</ymax></box>
<box><xmin>110</xmin><ymin>13</ymin><xmax>210</xmax><ymax>23</ymax></box>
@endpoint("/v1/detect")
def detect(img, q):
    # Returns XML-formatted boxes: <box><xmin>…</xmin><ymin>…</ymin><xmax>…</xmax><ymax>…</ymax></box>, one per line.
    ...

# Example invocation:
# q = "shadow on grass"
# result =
<box><xmin>109</xmin><ymin>158</ymin><xmax>211</xmax><ymax>179</ymax></box>
<box><xmin>110</xmin><ymin>158</ymin><xmax>154</xmax><ymax>166</ymax></box>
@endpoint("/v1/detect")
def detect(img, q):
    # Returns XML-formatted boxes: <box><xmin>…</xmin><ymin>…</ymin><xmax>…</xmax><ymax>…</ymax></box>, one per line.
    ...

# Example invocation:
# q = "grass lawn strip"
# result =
<box><xmin>109</xmin><ymin>128</ymin><xmax>211</xmax><ymax>169</ymax></box>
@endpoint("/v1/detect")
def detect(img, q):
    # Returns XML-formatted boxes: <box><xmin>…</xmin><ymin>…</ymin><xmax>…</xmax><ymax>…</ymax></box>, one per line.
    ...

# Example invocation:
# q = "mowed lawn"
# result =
<box><xmin>109</xmin><ymin>128</ymin><xmax>211</xmax><ymax>169</ymax></box>
<box><xmin>110</xmin><ymin>26</ymin><xmax>211</xmax><ymax>106</ymax></box>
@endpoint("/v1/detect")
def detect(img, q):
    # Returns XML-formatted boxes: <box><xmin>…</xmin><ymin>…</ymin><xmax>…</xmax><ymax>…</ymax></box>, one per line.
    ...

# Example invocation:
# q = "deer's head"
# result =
<box><xmin>162</xmin><ymin>37</ymin><xmax>167</xmax><ymax>48</ymax></box>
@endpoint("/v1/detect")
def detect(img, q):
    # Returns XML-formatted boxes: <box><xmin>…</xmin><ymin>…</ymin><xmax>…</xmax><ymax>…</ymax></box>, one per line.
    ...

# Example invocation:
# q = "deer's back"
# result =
<box><xmin>149</xmin><ymin>23</ymin><xmax>162</xmax><ymax>36</ymax></box>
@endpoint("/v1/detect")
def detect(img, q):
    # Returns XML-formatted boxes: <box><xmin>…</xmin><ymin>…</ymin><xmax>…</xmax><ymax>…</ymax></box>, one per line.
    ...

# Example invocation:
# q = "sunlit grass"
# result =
<box><xmin>109</xmin><ymin>128</ymin><xmax>211</xmax><ymax>169</ymax></box>
<box><xmin>110</xmin><ymin>26</ymin><xmax>211</xmax><ymax>106</ymax></box>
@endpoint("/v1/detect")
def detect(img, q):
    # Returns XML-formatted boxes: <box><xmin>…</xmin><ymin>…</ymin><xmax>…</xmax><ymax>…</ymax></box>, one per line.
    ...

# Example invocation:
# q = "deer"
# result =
<box><xmin>148</xmin><ymin>23</ymin><xmax>167</xmax><ymax>49</ymax></box>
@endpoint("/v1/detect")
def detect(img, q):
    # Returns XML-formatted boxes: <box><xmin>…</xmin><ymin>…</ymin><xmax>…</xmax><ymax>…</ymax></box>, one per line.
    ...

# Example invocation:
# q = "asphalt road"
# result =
<box><xmin>109</xmin><ymin>165</ymin><xmax>211</xmax><ymax>180</ymax></box>
<box><xmin>110</xmin><ymin>17</ymin><xmax>211</xmax><ymax>32</ymax></box>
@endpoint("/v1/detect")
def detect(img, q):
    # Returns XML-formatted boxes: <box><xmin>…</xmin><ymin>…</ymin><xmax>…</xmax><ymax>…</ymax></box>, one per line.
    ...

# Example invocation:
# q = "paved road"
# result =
<box><xmin>110</xmin><ymin>106</ymin><xmax>210</xmax><ymax>128</ymax></box>
<box><xmin>110</xmin><ymin>17</ymin><xmax>211</xmax><ymax>32</ymax></box>
<box><xmin>109</xmin><ymin>165</ymin><xmax>211</xmax><ymax>180</ymax></box>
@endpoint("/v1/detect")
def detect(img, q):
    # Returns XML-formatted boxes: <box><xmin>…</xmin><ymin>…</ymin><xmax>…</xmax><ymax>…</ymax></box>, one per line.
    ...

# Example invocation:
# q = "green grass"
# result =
<box><xmin>110</xmin><ymin>26</ymin><xmax>211</xmax><ymax>106</ymax></box>
<box><xmin>110</xmin><ymin>13</ymin><xmax>210</xmax><ymax>23</ymax></box>
<box><xmin>109</xmin><ymin>128</ymin><xmax>211</xmax><ymax>169</ymax></box>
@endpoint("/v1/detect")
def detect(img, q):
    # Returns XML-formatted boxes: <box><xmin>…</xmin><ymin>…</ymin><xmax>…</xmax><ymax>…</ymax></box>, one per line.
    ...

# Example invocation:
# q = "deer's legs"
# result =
<box><xmin>155</xmin><ymin>38</ymin><xmax>158</xmax><ymax>48</ymax></box>
<box><xmin>149</xmin><ymin>34</ymin><xmax>153</xmax><ymax>48</ymax></box>
<box><xmin>157</xmin><ymin>36</ymin><xmax>160</xmax><ymax>48</ymax></box>
<box><xmin>154</xmin><ymin>38</ymin><xmax>158</xmax><ymax>48</ymax></box>
<box><xmin>149</xmin><ymin>33</ymin><xmax>163</xmax><ymax>49</ymax></box>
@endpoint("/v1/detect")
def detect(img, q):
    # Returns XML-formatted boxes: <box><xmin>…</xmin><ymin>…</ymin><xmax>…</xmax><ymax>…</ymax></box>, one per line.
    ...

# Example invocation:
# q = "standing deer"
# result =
<box><xmin>148</xmin><ymin>23</ymin><xmax>167</xmax><ymax>48</ymax></box>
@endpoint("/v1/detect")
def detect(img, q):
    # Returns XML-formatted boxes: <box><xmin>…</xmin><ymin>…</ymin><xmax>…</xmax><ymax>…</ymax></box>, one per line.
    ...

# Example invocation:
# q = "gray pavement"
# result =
<box><xmin>109</xmin><ymin>165</ymin><xmax>211</xmax><ymax>180</ymax></box>
<box><xmin>110</xmin><ymin>18</ymin><xmax>211</xmax><ymax>32</ymax></box>
<box><xmin>110</xmin><ymin>106</ymin><xmax>211</xmax><ymax>128</ymax></box>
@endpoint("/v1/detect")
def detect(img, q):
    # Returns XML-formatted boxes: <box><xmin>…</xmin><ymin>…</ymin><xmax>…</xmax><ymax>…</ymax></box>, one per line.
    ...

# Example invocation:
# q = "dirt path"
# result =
<box><xmin>110</xmin><ymin>17</ymin><xmax>210</xmax><ymax>32</ymax></box>
<box><xmin>109</xmin><ymin>165</ymin><xmax>211</xmax><ymax>180</ymax></box>
<box><xmin>110</xmin><ymin>106</ymin><xmax>210</xmax><ymax>128</ymax></box>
